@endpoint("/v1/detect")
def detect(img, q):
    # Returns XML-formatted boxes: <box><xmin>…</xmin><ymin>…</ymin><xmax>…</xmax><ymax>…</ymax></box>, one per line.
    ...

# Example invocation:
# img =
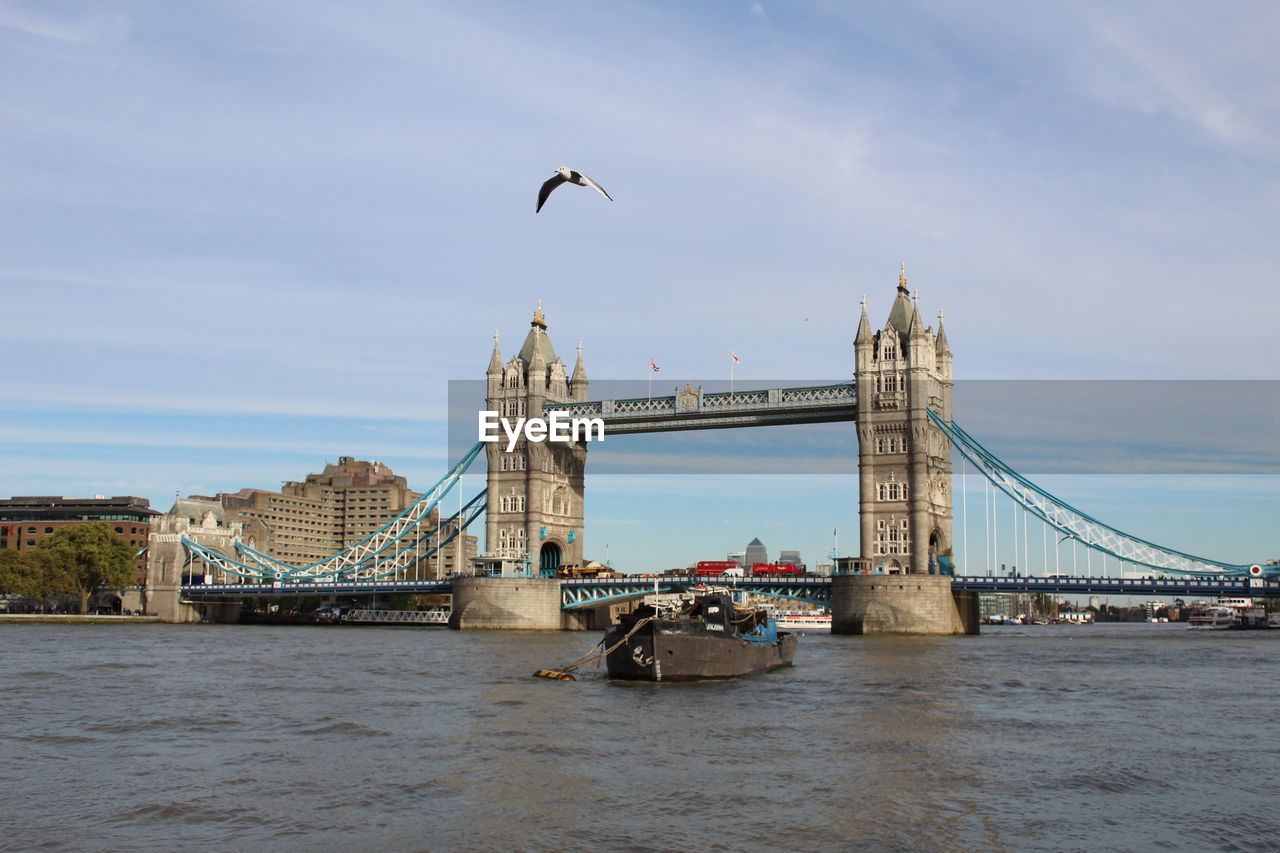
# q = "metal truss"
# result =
<box><xmin>182</xmin><ymin>441</ymin><xmax>487</xmax><ymax>583</ymax></box>
<box><xmin>928</xmin><ymin>412</ymin><xmax>1258</xmax><ymax>577</ymax></box>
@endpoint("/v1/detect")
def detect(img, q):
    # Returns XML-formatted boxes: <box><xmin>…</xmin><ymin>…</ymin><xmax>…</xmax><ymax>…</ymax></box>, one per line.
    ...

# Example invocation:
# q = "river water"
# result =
<box><xmin>2</xmin><ymin>622</ymin><xmax>1278</xmax><ymax>852</ymax></box>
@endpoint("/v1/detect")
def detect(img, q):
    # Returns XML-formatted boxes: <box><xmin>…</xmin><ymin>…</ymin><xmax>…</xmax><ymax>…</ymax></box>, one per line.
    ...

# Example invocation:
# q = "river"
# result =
<box><xmin>2</xmin><ymin>622</ymin><xmax>1277</xmax><ymax>852</ymax></box>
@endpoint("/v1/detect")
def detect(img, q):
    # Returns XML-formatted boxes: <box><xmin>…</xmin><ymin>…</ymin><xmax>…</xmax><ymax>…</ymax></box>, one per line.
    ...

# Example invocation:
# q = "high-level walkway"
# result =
<box><xmin>546</xmin><ymin>383</ymin><xmax>856</xmax><ymax>433</ymax></box>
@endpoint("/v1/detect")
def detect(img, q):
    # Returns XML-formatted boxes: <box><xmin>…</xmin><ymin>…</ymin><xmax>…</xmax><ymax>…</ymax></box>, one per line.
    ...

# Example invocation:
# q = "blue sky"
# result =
<box><xmin>2</xmin><ymin>1</ymin><xmax>1278</xmax><ymax>571</ymax></box>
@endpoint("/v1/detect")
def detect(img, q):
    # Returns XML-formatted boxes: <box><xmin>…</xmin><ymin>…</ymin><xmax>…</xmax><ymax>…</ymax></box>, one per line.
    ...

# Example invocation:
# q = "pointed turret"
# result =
<box><xmin>935</xmin><ymin>308</ymin><xmax>953</xmax><ymax>383</ymax></box>
<box><xmin>571</xmin><ymin>340</ymin><xmax>588</xmax><ymax>400</ymax></box>
<box><xmin>855</xmin><ymin>295</ymin><xmax>874</xmax><ymax>345</ymax></box>
<box><xmin>855</xmin><ymin>294</ymin><xmax>874</xmax><ymax>373</ymax></box>
<box><xmin>487</xmin><ymin>330</ymin><xmax>503</xmax><ymax>377</ymax></box>
<box><xmin>907</xmin><ymin>290</ymin><xmax>931</xmax><ymax>365</ymax></box>
<box><xmin>935</xmin><ymin>309</ymin><xmax>951</xmax><ymax>356</ymax></box>
<box><xmin>886</xmin><ymin>263</ymin><xmax>914</xmax><ymax>340</ymax></box>
<box><xmin>907</xmin><ymin>291</ymin><xmax>926</xmax><ymax>338</ymax></box>
<box><xmin>515</xmin><ymin>300</ymin><xmax>558</xmax><ymax>392</ymax></box>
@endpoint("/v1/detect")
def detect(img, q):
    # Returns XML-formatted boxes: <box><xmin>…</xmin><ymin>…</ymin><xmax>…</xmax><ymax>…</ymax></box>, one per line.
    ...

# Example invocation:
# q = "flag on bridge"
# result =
<box><xmin>731</xmin><ymin>352</ymin><xmax>740</xmax><ymax>364</ymax></box>
<box><xmin>649</xmin><ymin>359</ymin><xmax>660</xmax><ymax>372</ymax></box>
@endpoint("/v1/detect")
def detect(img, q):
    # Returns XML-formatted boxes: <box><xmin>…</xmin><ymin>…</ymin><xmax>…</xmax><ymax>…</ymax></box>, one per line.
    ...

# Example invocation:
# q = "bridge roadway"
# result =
<box><xmin>180</xmin><ymin>574</ymin><xmax>1280</xmax><ymax>607</ymax></box>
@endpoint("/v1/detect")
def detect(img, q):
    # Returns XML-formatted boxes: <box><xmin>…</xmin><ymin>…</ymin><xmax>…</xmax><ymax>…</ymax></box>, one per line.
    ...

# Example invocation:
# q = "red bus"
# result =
<box><xmin>694</xmin><ymin>561</ymin><xmax>742</xmax><ymax>576</ymax></box>
<box><xmin>751</xmin><ymin>563</ymin><xmax>804</xmax><ymax>576</ymax></box>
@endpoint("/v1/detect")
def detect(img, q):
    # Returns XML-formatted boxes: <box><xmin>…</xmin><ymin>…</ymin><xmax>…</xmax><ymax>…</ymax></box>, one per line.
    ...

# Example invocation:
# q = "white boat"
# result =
<box><xmin>1188</xmin><ymin>607</ymin><xmax>1238</xmax><ymax>630</ymax></box>
<box><xmin>772</xmin><ymin>610</ymin><xmax>832</xmax><ymax>632</ymax></box>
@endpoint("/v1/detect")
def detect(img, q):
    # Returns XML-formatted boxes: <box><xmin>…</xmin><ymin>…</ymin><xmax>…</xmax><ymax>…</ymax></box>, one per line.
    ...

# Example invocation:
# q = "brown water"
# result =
<box><xmin>2</xmin><ymin>622</ymin><xmax>1278</xmax><ymax>852</ymax></box>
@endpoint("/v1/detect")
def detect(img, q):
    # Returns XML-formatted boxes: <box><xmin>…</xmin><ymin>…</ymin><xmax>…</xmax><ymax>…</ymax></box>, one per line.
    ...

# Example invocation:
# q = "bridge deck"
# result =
<box><xmin>180</xmin><ymin>574</ymin><xmax>1280</xmax><ymax>604</ymax></box>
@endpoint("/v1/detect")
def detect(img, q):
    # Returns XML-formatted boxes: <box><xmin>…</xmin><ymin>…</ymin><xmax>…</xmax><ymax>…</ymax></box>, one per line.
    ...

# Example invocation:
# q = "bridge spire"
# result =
<box><xmin>531</xmin><ymin>299</ymin><xmax>547</xmax><ymax>330</ymax></box>
<box><xmin>936</xmin><ymin>309</ymin><xmax>951</xmax><ymax>357</ymax></box>
<box><xmin>855</xmin><ymin>294</ymin><xmax>873</xmax><ymax>346</ymax></box>
<box><xmin>487</xmin><ymin>328</ymin><xmax>503</xmax><ymax>377</ymax></box>
<box><xmin>571</xmin><ymin>339</ymin><xmax>588</xmax><ymax>397</ymax></box>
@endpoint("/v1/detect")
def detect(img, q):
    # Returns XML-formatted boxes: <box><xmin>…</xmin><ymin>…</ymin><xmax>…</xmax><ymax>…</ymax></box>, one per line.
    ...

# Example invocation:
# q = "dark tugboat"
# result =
<box><xmin>604</xmin><ymin>592</ymin><xmax>798</xmax><ymax>682</ymax></box>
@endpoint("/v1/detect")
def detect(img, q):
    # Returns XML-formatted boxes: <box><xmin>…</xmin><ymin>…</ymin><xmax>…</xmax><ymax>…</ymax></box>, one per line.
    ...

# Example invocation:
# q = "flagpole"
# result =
<box><xmin>648</xmin><ymin>363</ymin><xmax>652</xmax><ymax>400</ymax></box>
<box><xmin>730</xmin><ymin>358</ymin><xmax>734</xmax><ymax>397</ymax></box>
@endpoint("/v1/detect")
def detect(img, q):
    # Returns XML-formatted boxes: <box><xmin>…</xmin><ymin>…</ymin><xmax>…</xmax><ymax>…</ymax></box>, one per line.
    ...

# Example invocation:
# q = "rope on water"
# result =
<box><xmin>532</xmin><ymin>616</ymin><xmax>656</xmax><ymax>681</ymax></box>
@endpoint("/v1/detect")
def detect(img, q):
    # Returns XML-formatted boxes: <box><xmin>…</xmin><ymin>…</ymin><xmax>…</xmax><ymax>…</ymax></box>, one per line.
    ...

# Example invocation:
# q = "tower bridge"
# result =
<box><xmin>483</xmin><ymin>269</ymin><xmax>954</xmax><ymax>584</ymax></box>
<box><xmin>170</xmin><ymin>267</ymin><xmax>1269</xmax><ymax>632</ymax></box>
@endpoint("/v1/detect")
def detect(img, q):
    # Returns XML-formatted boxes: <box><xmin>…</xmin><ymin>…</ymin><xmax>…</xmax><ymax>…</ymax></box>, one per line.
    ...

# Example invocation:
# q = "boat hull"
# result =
<box><xmin>604</xmin><ymin>621</ymin><xmax>797</xmax><ymax>682</ymax></box>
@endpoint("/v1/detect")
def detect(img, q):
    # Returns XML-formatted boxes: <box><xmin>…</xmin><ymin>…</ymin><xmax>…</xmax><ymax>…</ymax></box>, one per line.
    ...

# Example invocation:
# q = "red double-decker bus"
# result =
<box><xmin>751</xmin><ymin>563</ymin><xmax>804</xmax><ymax>576</ymax></box>
<box><xmin>694</xmin><ymin>561</ymin><xmax>741</xmax><ymax>576</ymax></box>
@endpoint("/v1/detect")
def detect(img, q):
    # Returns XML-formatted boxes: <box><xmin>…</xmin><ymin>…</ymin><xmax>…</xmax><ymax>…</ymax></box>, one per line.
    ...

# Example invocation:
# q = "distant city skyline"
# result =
<box><xmin>2</xmin><ymin>1</ymin><xmax>1278</xmax><ymax>572</ymax></box>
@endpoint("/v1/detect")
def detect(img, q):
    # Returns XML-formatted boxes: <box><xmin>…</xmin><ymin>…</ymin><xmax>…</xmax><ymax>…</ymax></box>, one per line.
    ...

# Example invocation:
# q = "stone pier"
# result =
<box><xmin>831</xmin><ymin>575</ymin><xmax>978</xmax><ymax>635</ymax></box>
<box><xmin>449</xmin><ymin>577</ymin><xmax>565</xmax><ymax>630</ymax></box>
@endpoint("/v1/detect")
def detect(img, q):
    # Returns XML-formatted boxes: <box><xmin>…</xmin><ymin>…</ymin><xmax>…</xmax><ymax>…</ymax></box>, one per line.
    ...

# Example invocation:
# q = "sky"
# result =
<box><xmin>2</xmin><ymin>1</ymin><xmax>1278</xmax><ymax>572</ymax></box>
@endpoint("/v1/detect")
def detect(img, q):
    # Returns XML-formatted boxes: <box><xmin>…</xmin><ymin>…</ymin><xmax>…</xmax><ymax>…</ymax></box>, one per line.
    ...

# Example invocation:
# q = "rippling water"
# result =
<box><xmin>3</xmin><ymin>622</ymin><xmax>1278</xmax><ymax>852</ymax></box>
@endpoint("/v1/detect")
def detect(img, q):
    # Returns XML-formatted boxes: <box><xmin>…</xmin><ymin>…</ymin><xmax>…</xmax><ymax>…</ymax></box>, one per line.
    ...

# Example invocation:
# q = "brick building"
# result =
<box><xmin>0</xmin><ymin>496</ymin><xmax>158</xmax><ymax>582</ymax></box>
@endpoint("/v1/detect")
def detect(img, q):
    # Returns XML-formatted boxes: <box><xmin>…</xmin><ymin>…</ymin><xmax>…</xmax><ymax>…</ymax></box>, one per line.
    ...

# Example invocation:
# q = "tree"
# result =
<box><xmin>0</xmin><ymin>550</ymin><xmax>73</xmax><ymax>612</ymax></box>
<box><xmin>37</xmin><ymin>522</ymin><xmax>136</xmax><ymax>614</ymax></box>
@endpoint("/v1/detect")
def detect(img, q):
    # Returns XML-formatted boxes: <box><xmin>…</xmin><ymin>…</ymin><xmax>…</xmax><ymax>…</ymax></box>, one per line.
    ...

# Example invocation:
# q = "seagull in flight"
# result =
<box><xmin>537</xmin><ymin>167</ymin><xmax>612</xmax><ymax>213</ymax></box>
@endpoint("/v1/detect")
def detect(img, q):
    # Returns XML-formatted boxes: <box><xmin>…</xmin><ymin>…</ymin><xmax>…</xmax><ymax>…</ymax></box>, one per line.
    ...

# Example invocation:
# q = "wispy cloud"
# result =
<box><xmin>0</xmin><ymin>1</ymin><xmax>129</xmax><ymax>45</ymax></box>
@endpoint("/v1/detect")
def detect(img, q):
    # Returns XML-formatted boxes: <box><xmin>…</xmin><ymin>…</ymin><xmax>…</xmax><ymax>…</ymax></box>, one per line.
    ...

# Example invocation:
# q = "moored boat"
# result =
<box><xmin>604</xmin><ymin>592</ymin><xmax>797</xmax><ymax>682</ymax></box>
<box><xmin>772</xmin><ymin>609</ymin><xmax>832</xmax><ymax>632</ymax></box>
<box><xmin>1188</xmin><ymin>607</ymin><xmax>1238</xmax><ymax>630</ymax></box>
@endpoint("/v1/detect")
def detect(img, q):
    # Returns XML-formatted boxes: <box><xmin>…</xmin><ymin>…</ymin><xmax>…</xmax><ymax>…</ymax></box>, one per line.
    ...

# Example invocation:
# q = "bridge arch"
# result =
<box><xmin>539</xmin><ymin>541</ymin><xmax>563</xmax><ymax>573</ymax></box>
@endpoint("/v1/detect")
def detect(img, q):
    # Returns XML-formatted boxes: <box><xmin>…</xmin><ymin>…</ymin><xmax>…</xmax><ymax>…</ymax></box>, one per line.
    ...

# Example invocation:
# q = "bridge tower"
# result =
<box><xmin>854</xmin><ymin>266</ymin><xmax>954</xmax><ymax>574</ymax></box>
<box><xmin>484</xmin><ymin>302</ymin><xmax>588</xmax><ymax>573</ymax></box>
<box><xmin>836</xmin><ymin>268</ymin><xmax>972</xmax><ymax>633</ymax></box>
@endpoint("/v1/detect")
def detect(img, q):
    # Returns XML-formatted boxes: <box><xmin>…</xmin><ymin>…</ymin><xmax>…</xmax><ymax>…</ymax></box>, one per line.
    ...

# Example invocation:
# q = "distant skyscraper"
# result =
<box><xmin>745</xmin><ymin>537</ymin><xmax>767</xmax><ymax>567</ymax></box>
<box><xmin>726</xmin><ymin>550</ymin><xmax>746</xmax><ymax>567</ymax></box>
<box><xmin>779</xmin><ymin>549</ymin><xmax>802</xmax><ymax>567</ymax></box>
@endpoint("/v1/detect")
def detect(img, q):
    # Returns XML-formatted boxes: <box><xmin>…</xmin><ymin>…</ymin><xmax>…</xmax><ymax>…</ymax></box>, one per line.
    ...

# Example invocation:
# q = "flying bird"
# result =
<box><xmin>537</xmin><ymin>167</ymin><xmax>612</xmax><ymax>213</ymax></box>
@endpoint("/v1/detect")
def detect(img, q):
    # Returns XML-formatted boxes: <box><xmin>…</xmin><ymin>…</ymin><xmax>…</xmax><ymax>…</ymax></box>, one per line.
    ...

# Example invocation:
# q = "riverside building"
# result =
<box><xmin>200</xmin><ymin>457</ymin><xmax>476</xmax><ymax>578</ymax></box>
<box><xmin>0</xmin><ymin>495</ymin><xmax>158</xmax><ymax>582</ymax></box>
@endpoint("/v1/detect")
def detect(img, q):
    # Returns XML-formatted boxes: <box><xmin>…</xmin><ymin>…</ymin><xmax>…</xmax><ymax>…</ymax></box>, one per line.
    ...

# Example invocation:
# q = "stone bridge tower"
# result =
<box><xmin>854</xmin><ymin>267</ymin><xmax>954</xmax><ymax>575</ymax></box>
<box><xmin>484</xmin><ymin>303</ymin><xmax>588</xmax><ymax>573</ymax></box>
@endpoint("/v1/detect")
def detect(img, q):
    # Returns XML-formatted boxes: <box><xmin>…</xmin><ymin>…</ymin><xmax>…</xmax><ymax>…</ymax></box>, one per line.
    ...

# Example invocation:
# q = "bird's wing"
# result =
<box><xmin>579</xmin><ymin>173</ymin><xmax>613</xmax><ymax>201</ymax></box>
<box><xmin>537</xmin><ymin>173</ymin><xmax>570</xmax><ymax>213</ymax></box>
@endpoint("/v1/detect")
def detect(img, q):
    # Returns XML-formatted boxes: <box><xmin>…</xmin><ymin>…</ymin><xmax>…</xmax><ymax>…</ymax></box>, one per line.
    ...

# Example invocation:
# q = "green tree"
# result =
<box><xmin>0</xmin><ymin>550</ymin><xmax>73</xmax><ymax>612</ymax></box>
<box><xmin>37</xmin><ymin>522</ymin><xmax>136</xmax><ymax>614</ymax></box>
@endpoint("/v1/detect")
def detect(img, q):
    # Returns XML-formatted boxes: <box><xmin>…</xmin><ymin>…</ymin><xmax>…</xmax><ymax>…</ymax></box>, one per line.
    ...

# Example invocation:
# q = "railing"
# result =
<box><xmin>544</xmin><ymin>383</ymin><xmax>856</xmax><ymax>418</ymax></box>
<box><xmin>343</xmin><ymin>609</ymin><xmax>449</xmax><ymax>625</ymax></box>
